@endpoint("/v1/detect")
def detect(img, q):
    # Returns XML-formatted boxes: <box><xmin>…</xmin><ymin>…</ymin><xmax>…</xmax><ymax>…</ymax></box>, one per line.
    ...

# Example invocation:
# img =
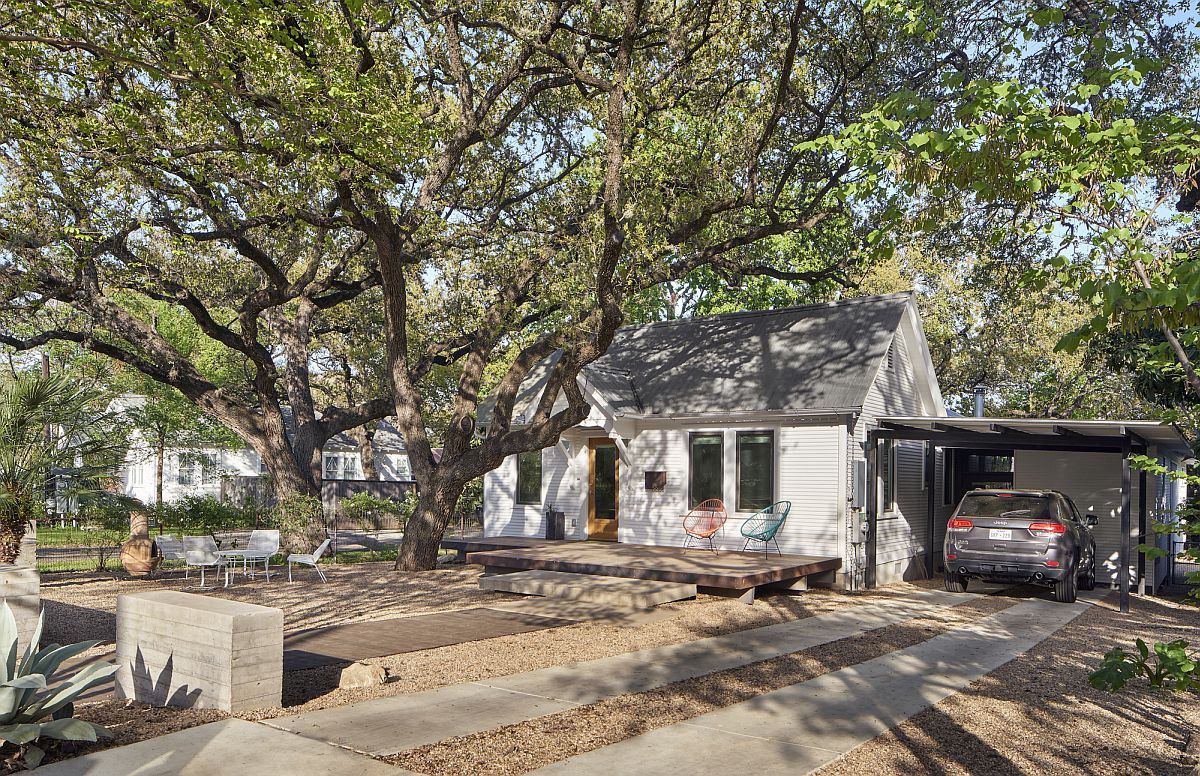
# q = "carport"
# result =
<box><xmin>868</xmin><ymin>417</ymin><xmax>1192</xmax><ymax>612</ymax></box>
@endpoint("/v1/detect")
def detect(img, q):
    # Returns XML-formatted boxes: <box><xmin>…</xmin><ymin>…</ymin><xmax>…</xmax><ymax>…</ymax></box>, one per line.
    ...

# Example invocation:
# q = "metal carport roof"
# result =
<box><xmin>867</xmin><ymin>416</ymin><xmax>1195</xmax><ymax>613</ymax></box>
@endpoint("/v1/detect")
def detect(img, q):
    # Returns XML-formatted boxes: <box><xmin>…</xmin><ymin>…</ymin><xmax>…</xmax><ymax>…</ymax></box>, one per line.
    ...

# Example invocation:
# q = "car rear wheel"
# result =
<box><xmin>1053</xmin><ymin>567</ymin><xmax>1078</xmax><ymax>603</ymax></box>
<box><xmin>1077</xmin><ymin>554</ymin><xmax>1096</xmax><ymax>591</ymax></box>
<box><xmin>943</xmin><ymin>570</ymin><xmax>968</xmax><ymax>593</ymax></box>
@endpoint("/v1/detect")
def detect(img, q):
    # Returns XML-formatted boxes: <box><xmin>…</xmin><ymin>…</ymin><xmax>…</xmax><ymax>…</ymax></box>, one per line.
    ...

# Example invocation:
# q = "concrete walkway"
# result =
<box><xmin>264</xmin><ymin>589</ymin><xmax>972</xmax><ymax>755</ymax></box>
<box><xmin>34</xmin><ymin>719</ymin><xmax>413</xmax><ymax>776</ymax></box>
<box><xmin>529</xmin><ymin>594</ymin><xmax>1094</xmax><ymax>775</ymax></box>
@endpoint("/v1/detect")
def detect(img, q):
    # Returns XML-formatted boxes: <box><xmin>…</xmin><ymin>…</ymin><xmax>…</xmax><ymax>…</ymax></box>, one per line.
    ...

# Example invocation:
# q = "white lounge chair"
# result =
<box><xmin>287</xmin><ymin>538</ymin><xmax>332</xmax><ymax>583</ymax></box>
<box><xmin>184</xmin><ymin>548</ymin><xmax>229</xmax><ymax>589</ymax></box>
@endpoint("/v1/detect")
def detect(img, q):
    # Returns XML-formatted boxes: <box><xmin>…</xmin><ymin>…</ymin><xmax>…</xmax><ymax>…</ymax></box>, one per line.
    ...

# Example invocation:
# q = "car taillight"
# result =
<box><xmin>1028</xmin><ymin>522</ymin><xmax>1066</xmax><ymax>535</ymax></box>
<box><xmin>1045</xmin><ymin>560</ymin><xmax>1061</xmax><ymax>567</ymax></box>
<box><xmin>948</xmin><ymin>519</ymin><xmax>973</xmax><ymax>530</ymax></box>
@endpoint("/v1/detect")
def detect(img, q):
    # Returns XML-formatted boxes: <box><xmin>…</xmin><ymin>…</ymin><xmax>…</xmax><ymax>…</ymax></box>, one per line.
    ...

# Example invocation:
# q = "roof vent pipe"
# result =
<box><xmin>973</xmin><ymin>386</ymin><xmax>985</xmax><ymax>418</ymax></box>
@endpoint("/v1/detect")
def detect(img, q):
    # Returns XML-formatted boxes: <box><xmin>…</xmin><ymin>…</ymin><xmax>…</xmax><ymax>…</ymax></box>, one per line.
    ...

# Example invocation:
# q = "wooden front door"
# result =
<box><xmin>588</xmin><ymin>439</ymin><xmax>619</xmax><ymax>541</ymax></box>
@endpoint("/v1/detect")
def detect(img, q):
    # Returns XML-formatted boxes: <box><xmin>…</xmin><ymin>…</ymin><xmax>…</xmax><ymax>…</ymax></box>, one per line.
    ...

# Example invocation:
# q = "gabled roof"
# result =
<box><xmin>486</xmin><ymin>293</ymin><xmax>925</xmax><ymax>423</ymax></box>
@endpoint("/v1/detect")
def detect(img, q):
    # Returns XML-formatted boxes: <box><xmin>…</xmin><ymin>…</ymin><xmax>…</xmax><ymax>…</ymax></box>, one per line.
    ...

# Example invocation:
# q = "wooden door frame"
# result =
<box><xmin>588</xmin><ymin>438</ymin><xmax>619</xmax><ymax>541</ymax></box>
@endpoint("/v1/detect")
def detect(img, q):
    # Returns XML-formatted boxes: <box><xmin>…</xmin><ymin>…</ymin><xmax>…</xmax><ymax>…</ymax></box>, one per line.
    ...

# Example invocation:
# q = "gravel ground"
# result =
<box><xmin>39</xmin><ymin>568</ymin><xmax>948</xmax><ymax>764</ymax></box>
<box><xmin>251</xmin><ymin>579</ymin><xmax>944</xmax><ymax>714</ymax></box>
<box><xmin>815</xmin><ymin>591</ymin><xmax>1200</xmax><ymax>776</ymax></box>
<box><xmin>387</xmin><ymin>595</ymin><xmax>1016</xmax><ymax>776</ymax></box>
<box><xmin>39</xmin><ymin>563</ymin><xmax>502</xmax><ymax>646</ymax></box>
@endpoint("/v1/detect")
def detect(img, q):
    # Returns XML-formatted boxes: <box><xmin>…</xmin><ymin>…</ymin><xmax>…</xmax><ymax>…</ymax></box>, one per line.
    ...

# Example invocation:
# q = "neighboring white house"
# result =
<box><xmin>115</xmin><ymin>398</ymin><xmax>413</xmax><ymax>504</ymax></box>
<box><xmin>480</xmin><ymin>292</ymin><xmax>1191</xmax><ymax>592</ymax></box>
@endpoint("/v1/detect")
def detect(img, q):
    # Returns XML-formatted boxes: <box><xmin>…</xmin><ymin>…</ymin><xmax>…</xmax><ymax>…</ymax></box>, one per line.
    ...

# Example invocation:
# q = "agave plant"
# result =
<box><xmin>0</xmin><ymin>603</ymin><xmax>118</xmax><ymax>769</ymax></box>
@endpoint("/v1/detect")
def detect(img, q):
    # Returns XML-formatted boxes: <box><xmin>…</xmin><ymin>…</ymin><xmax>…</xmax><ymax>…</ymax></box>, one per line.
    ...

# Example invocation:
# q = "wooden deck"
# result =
<box><xmin>467</xmin><ymin>541</ymin><xmax>841</xmax><ymax>591</ymax></box>
<box><xmin>440</xmin><ymin>535</ymin><xmax>575</xmax><ymax>557</ymax></box>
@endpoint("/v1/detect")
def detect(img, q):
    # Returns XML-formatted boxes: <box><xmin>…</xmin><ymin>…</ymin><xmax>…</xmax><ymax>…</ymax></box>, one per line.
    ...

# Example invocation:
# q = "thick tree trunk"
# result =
<box><xmin>155</xmin><ymin>431</ymin><xmax>165</xmax><ymax>507</ymax></box>
<box><xmin>0</xmin><ymin>488</ymin><xmax>31</xmax><ymax>564</ymax></box>
<box><xmin>395</xmin><ymin>480</ymin><xmax>465</xmax><ymax>571</ymax></box>
<box><xmin>348</xmin><ymin>426</ymin><xmax>379</xmax><ymax>481</ymax></box>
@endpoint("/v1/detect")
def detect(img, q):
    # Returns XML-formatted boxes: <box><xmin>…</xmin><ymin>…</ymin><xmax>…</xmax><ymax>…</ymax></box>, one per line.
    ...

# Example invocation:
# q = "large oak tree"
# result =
<box><xmin>0</xmin><ymin>0</ymin><xmax>1120</xmax><ymax>568</ymax></box>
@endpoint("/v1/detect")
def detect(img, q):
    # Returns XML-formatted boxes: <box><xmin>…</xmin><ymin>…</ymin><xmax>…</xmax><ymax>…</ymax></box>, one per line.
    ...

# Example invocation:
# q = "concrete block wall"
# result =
<box><xmin>0</xmin><ymin>566</ymin><xmax>41</xmax><ymax>654</ymax></box>
<box><xmin>115</xmin><ymin>591</ymin><xmax>283</xmax><ymax>713</ymax></box>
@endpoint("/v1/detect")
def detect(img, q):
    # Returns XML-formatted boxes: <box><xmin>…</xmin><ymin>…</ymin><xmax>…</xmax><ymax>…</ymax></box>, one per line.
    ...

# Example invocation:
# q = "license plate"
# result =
<box><xmin>989</xmin><ymin>529</ymin><xmax>1012</xmax><ymax>541</ymax></box>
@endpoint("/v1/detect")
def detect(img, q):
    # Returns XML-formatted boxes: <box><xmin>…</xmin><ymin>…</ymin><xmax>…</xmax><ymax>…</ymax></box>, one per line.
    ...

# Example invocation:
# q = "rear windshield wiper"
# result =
<box><xmin>999</xmin><ymin>510</ymin><xmax>1032</xmax><ymax>517</ymax></box>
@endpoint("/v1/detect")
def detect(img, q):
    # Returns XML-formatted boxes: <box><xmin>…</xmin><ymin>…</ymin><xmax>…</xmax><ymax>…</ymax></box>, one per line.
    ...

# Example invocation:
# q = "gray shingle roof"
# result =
<box><xmin>485</xmin><ymin>293</ymin><xmax>912</xmax><ymax>422</ymax></box>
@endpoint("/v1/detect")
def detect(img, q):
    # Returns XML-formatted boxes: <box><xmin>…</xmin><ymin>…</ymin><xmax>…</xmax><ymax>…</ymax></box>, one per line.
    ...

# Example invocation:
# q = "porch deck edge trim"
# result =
<box><xmin>465</xmin><ymin>548</ymin><xmax>842</xmax><ymax>588</ymax></box>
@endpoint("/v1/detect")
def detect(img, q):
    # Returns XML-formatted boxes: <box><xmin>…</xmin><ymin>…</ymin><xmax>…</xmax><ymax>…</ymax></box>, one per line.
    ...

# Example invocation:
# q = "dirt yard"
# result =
<box><xmin>37</xmin><ymin>567</ymin><xmax>1200</xmax><ymax>775</ymax></box>
<box><xmin>814</xmin><ymin>591</ymin><xmax>1200</xmax><ymax>776</ymax></box>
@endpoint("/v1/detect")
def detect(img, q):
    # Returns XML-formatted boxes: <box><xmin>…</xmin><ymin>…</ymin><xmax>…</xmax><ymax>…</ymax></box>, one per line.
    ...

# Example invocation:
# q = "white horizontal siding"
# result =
<box><xmin>616</xmin><ymin>423</ymin><xmax>842</xmax><ymax>555</ymax></box>
<box><xmin>855</xmin><ymin>327</ymin><xmax>933</xmax><ymax>575</ymax></box>
<box><xmin>483</xmin><ymin>445</ymin><xmax>569</xmax><ymax>538</ymax></box>
<box><xmin>1013</xmin><ymin>450</ymin><xmax>1143</xmax><ymax>586</ymax></box>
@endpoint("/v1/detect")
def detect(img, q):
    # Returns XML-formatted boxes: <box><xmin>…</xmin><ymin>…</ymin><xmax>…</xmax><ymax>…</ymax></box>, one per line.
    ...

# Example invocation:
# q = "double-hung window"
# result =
<box><xmin>323</xmin><ymin>452</ymin><xmax>361</xmax><ymax>481</ymax></box>
<box><xmin>736</xmin><ymin>431</ymin><xmax>774</xmax><ymax>511</ymax></box>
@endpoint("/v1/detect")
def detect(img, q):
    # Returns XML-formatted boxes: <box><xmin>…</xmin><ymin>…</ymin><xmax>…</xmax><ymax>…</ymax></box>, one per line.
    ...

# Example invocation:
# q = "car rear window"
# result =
<box><xmin>957</xmin><ymin>494</ymin><xmax>1054</xmax><ymax>520</ymax></box>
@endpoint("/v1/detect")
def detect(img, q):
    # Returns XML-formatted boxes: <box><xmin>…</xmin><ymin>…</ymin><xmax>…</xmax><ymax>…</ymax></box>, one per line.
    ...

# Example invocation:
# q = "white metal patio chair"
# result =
<box><xmin>154</xmin><ymin>535</ymin><xmax>188</xmax><ymax>574</ymax></box>
<box><xmin>180</xmin><ymin>536</ymin><xmax>220</xmax><ymax>580</ymax></box>
<box><xmin>183</xmin><ymin>548</ymin><xmax>229</xmax><ymax>589</ymax></box>
<box><xmin>287</xmin><ymin>538</ymin><xmax>332</xmax><ymax>583</ymax></box>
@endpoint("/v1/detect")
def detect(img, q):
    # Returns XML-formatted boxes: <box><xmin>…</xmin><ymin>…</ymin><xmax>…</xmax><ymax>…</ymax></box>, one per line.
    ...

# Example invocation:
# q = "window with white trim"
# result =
<box><xmin>323</xmin><ymin>452</ymin><xmax>361</xmax><ymax>481</ymax></box>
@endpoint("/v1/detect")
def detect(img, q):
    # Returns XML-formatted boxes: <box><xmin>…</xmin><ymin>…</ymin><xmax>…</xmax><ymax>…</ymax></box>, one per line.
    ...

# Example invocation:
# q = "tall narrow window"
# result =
<box><xmin>516</xmin><ymin>451</ymin><xmax>542</xmax><ymax>505</ymax></box>
<box><xmin>736</xmin><ymin>431</ymin><xmax>774</xmax><ymax>511</ymax></box>
<box><xmin>880</xmin><ymin>439</ymin><xmax>896</xmax><ymax>512</ymax></box>
<box><xmin>689</xmin><ymin>433</ymin><xmax>723</xmax><ymax>508</ymax></box>
<box><xmin>941</xmin><ymin>450</ymin><xmax>954</xmax><ymax>506</ymax></box>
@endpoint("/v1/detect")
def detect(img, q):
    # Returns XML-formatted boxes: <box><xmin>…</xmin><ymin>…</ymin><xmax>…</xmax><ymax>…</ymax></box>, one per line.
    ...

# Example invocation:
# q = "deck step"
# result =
<box><xmin>480</xmin><ymin>570</ymin><xmax>696</xmax><ymax>608</ymax></box>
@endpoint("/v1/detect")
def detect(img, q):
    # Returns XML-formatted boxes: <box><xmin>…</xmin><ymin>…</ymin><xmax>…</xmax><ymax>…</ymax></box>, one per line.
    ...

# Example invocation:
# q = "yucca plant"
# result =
<box><xmin>0</xmin><ymin>603</ymin><xmax>118</xmax><ymax>769</ymax></box>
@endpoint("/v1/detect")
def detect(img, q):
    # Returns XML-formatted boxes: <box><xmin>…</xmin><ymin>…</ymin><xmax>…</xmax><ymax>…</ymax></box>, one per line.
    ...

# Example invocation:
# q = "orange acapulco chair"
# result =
<box><xmin>683</xmin><ymin>498</ymin><xmax>728</xmax><ymax>554</ymax></box>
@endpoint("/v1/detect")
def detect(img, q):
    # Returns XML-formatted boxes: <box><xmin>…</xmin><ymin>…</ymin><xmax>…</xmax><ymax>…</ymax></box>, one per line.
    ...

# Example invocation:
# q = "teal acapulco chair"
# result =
<box><xmin>740</xmin><ymin>501</ymin><xmax>791</xmax><ymax>557</ymax></box>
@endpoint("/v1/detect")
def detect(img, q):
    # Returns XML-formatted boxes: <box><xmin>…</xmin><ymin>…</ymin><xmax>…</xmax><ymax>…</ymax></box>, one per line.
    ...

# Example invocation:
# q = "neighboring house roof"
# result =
<box><xmin>324</xmin><ymin>419</ymin><xmax>406</xmax><ymax>451</ymax></box>
<box><xmin>484</xmin><ymin>292</ymin><xmax>935</xmax><ymax>424</ymax></box>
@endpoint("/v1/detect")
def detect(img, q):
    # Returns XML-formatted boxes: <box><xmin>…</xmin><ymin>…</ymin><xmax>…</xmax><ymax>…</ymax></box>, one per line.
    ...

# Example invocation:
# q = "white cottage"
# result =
<box><xmin>483</xmin><ymin>293</ymin><xmax>940</xmax><ymax>589</ymax></box>
<box><xmin>482</xmin><ymin>292</ymin><xmax>1191</xmax><ymax>593</ymax></box>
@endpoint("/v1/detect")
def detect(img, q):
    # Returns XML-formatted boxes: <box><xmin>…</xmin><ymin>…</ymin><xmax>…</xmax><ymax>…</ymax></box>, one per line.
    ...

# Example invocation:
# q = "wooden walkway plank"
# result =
<box><xmin>283</xmin><ymin>608</ymin><xmax>572</xmax><ymax>671</ymax></box>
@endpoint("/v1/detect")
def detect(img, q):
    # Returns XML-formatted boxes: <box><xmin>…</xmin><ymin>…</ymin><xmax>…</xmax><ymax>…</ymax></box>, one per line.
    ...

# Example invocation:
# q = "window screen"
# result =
<box><xmin>736</xmin><ymin>431</ymin><xmax>774</xmax><ymax>511</ymax></box>
<box><xmin>516</xmin><ymin>451</ymin><xmax>542</xmax><ymax>504</ymax></box>
<box><xmin>689</xmin><ymin>433</ymin><xmax>723</xmax><ymax>508</ymax></box>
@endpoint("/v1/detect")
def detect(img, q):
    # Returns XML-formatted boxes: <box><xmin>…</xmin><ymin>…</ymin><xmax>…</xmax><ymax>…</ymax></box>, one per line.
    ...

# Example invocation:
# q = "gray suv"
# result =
<box><xmin>943</xmin><ymin>489</ymin><xmax>1098</xmax><ymax>603</ymax></box>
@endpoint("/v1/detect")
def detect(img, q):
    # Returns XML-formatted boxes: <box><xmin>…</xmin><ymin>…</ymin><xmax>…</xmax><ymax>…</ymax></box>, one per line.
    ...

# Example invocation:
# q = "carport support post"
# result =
<box><xmin>865</xmin><ymin>430</ymin><xmax>878</xmax><ymax>590</ymax></box>
<box><xmin>925</xmin><ymin>441</ymin><xmax>936</xmax><ymax>578</ymax></box>
<box><xmin>1120</xmin><ymin>439</ymin><xmax>1131</xmax><ymax>614</ymax></box>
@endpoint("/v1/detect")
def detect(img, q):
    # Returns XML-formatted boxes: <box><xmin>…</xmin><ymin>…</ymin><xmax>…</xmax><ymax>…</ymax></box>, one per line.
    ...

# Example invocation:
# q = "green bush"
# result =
<box><xmin>1090</xmin><ymin>638</ymin><xmax>1200</xmax><ymax>693</ymax></box>
<box><xmin>340</xmin><ymin>492</ymin><xmax>414</xmax><ymax>530</ymax></box>
<box><xmin>153</xmin><ymin>495</ymin><xmax>258</xmax><ymax>536</ymax></box>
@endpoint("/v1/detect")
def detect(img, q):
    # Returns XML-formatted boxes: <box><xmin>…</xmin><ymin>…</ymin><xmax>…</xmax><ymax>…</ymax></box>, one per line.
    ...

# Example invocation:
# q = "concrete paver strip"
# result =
<box><xmin>266</xmin><ymin>589</ymin><xmax>970</xmax><ymax>755</ymax></box>
<box><xmin>529</xmin><ymin>595</ymin><xmax>1092</xmax><ymax>775</ymax></box>
<box><xmin>263</xmin><ymin>681</ymin><xmax>580</xmax><ymax>756</ymax></box>
<box><xmin>34</xmin><ymin>719</ymin><xmax>411</xmax><ymax>776</ymax></box>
